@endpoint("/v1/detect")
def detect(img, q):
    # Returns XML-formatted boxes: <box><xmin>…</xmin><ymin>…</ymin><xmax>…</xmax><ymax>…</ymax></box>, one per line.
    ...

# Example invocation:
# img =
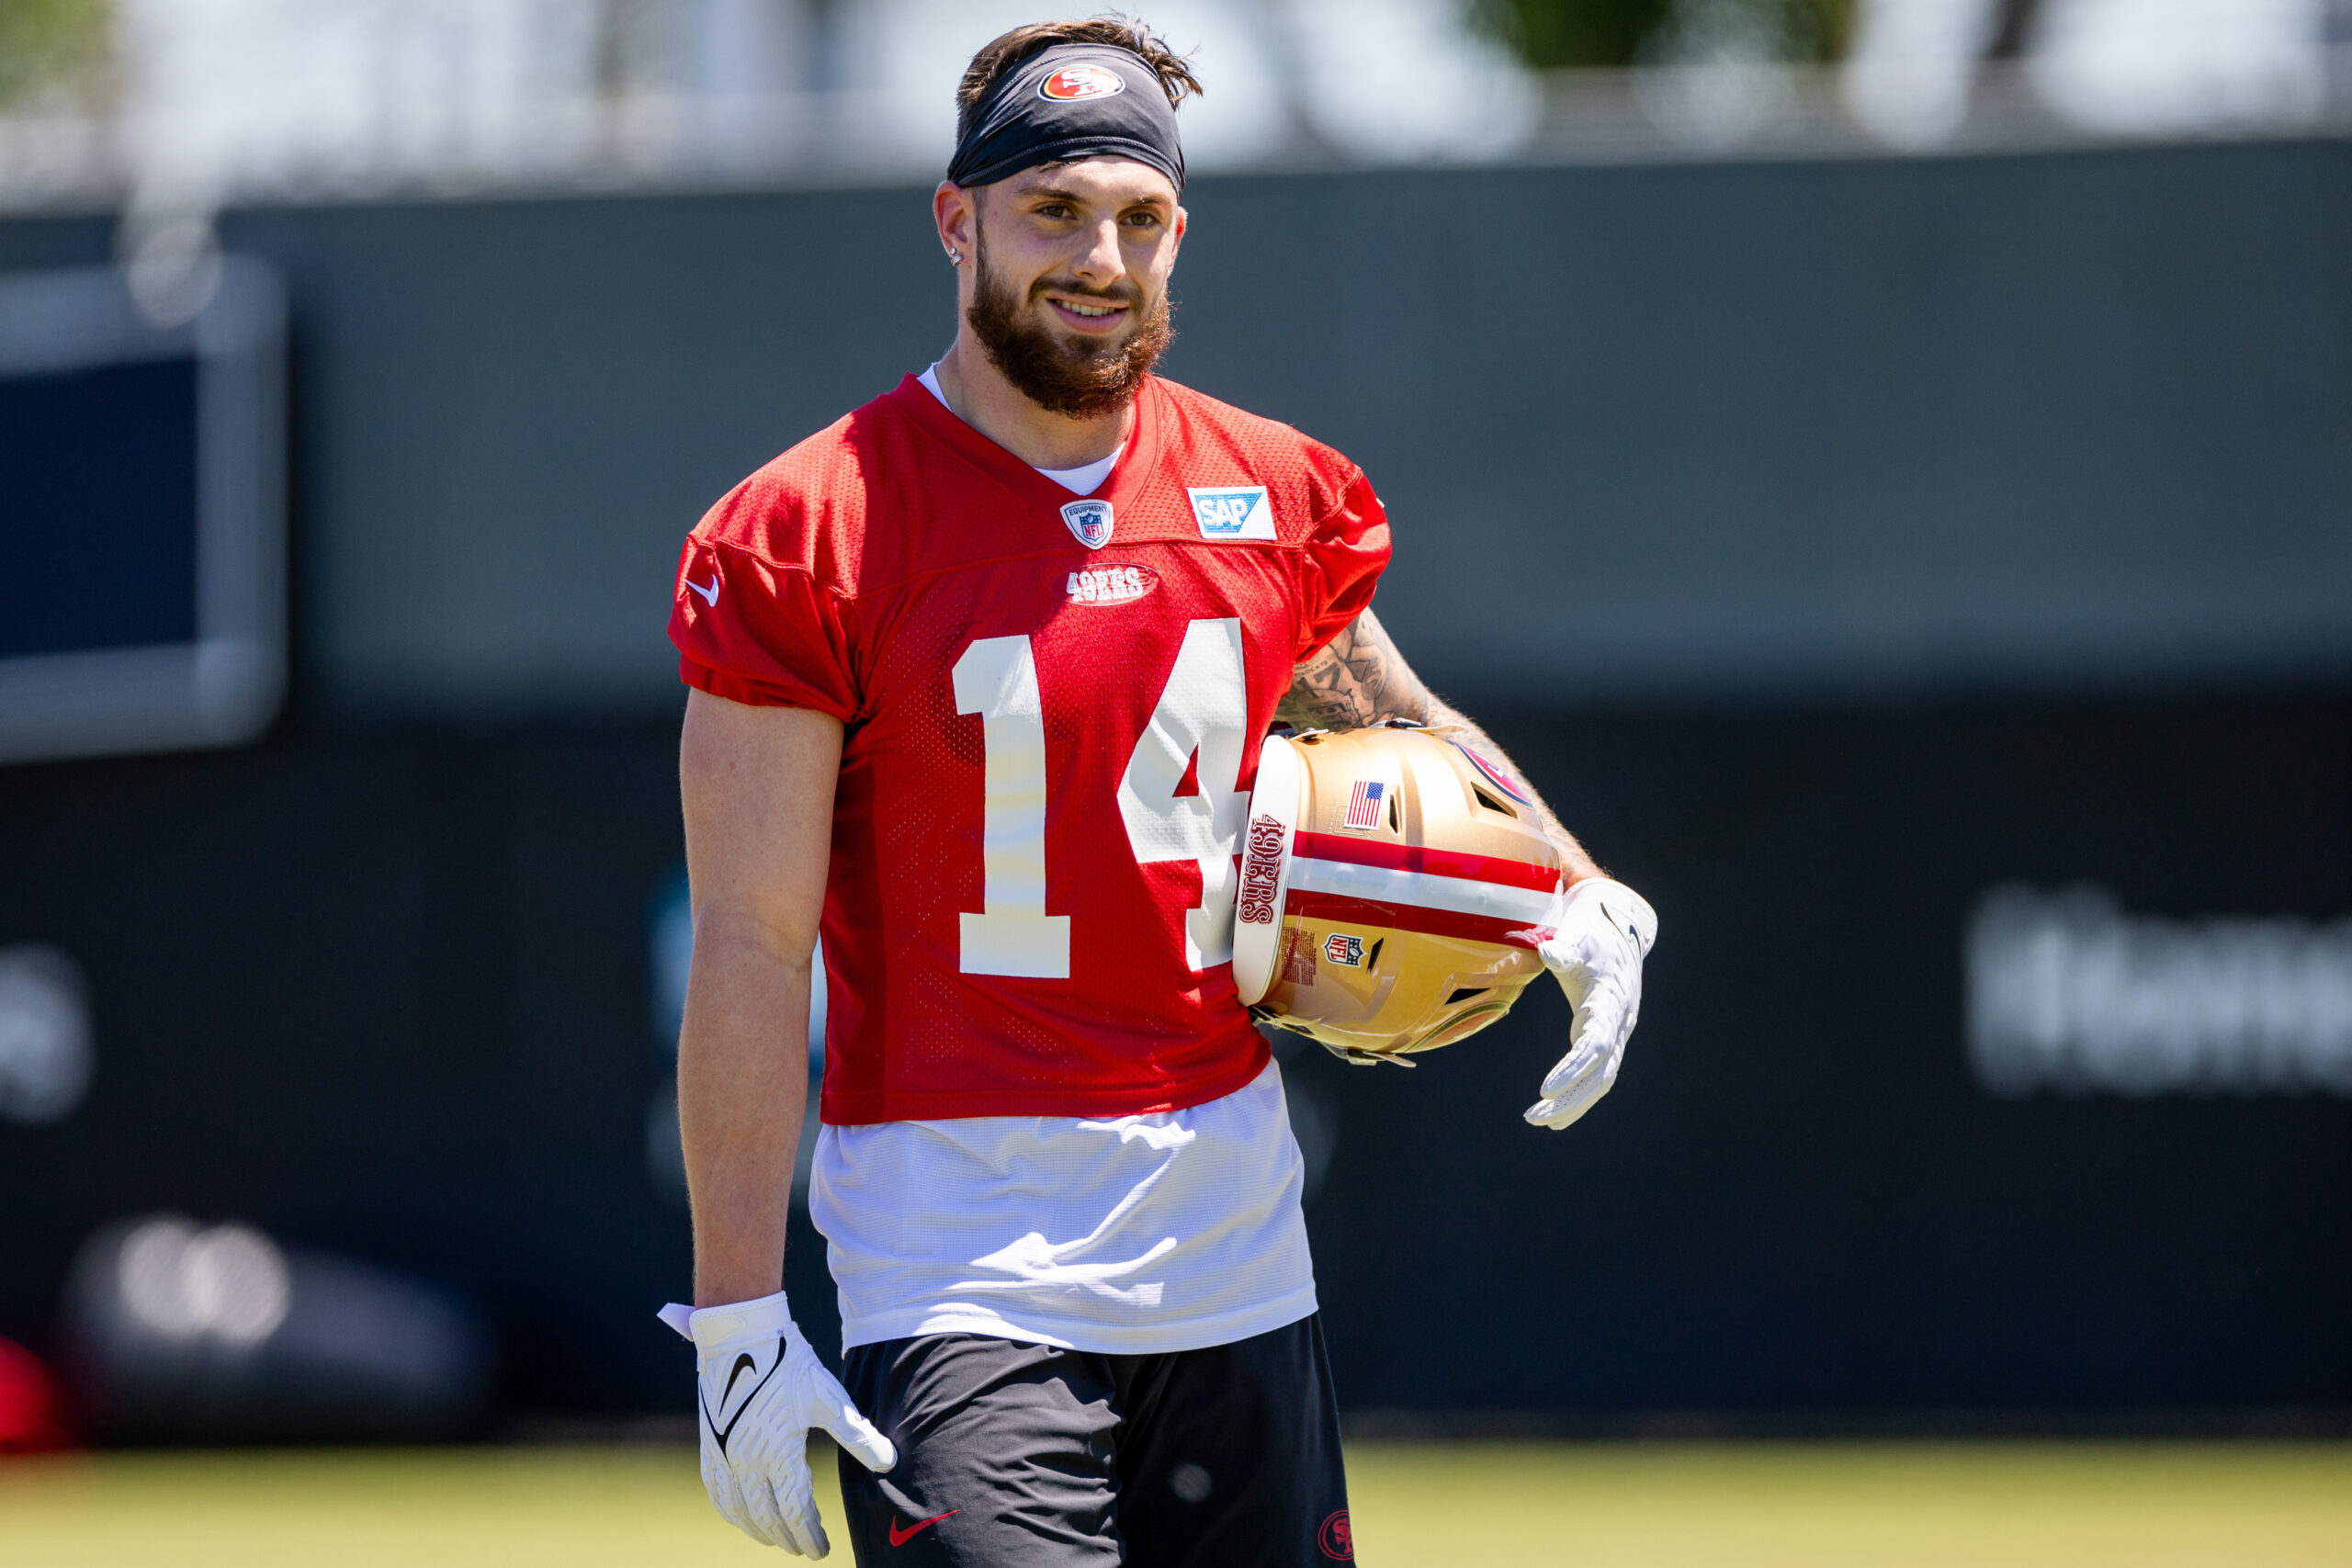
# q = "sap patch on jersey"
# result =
<box><xmin>1061</xmin><ymin>498</ymin><xmax>1114</xmax><ymax>549</ymax></box>
<box><xmin>1187</xmin><ymin>485</ymin><xmax>1274</xmax><ymax>541</ymax></box>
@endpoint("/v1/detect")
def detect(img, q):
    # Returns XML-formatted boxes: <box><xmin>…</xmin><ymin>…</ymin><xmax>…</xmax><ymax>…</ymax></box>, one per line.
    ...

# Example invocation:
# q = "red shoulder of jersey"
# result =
<box><xmin>1142</xmin><ymin>378</ymin><xmax>1388</xmax><ymax>659</ymax></box>
<box><xmin>664</xmin><ymin>391</ymin><xmax>904</xmax><ymax>718</ymax></box>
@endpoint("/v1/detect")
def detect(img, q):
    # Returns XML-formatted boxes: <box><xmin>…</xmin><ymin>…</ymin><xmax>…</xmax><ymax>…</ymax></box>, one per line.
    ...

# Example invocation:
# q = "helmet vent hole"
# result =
<box><xmin>1445</xmin><ymin>986</ymin><xmax>1489</xmax><ymax>1005</ymax></box>
<box><xmin>1386</xmin><ymin>793</ymin><xmax>1400</xmax><ymax>830</ymax></box>
<box><xmin>1365</xmin><ymin>938</ymin><xmax>1385</xmax><ymax>969</ymax></box>
<box><xmin>1471</xmin><ymin>785</ymin><xmax>1514</xmax><ymax>816</ymax></box>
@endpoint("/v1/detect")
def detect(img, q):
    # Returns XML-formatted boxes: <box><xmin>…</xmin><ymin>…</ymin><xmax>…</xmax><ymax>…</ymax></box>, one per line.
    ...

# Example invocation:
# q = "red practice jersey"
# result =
<box><xmin>671</xmin><ymin>375</ymin><xmax>1388</xmax><ymax>1123</ymax></box>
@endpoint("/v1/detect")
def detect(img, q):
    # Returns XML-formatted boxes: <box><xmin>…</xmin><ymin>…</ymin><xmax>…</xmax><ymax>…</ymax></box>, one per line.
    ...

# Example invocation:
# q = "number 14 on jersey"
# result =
<box><xmin>951</xmin><ymin>618</ymin><xmax>1250</xmax><ymax>979</ymax></box>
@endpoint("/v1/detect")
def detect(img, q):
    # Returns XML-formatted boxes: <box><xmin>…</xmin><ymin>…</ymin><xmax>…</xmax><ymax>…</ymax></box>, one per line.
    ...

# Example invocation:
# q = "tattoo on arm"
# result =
<box><xmin>1279</xmin><ymin>610</ymin><xmax>1605</xmax><ymax>882</ymax></box>
<box><xmin>1275</xmin><ymin>609</ymin><xmax>1429</xmax><ymax>731</ymax></box>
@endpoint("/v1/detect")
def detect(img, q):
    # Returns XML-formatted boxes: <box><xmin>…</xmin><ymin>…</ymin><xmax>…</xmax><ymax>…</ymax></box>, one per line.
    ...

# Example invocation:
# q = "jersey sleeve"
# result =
<box><xmin>669</xmin><ymin>534</ymin><xmax>860</xmax><ymax>719</ymax></box>
<box><xmin>1292</xmin><ymin>466</ymin><xmax>1391</xmax><ymax>661</ymax></box>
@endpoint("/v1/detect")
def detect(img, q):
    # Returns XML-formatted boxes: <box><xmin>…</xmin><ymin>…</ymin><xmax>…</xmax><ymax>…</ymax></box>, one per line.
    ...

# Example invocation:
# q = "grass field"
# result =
<box><xmin>2</xmin><ymin>1440</ymin><xmax>2348</xmax><ymax>1565</ymax></box>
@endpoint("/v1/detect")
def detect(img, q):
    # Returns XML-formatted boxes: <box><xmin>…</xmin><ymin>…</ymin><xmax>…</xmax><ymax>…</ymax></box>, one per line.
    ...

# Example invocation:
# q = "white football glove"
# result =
<box><xmin>658</xmin><ymin>1289</ymin><xmax>896</xmax><ymax>1556</ymax></box>
<box><xmin>1525</xmin><ymin>877</ymin><xmax>1657</xmax><ymax>1131</ymax></box>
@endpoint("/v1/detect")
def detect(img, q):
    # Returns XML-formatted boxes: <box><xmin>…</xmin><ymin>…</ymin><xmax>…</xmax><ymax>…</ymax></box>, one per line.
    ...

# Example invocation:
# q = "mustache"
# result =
<box><xmin>1029</xmin><ymin>277</ymin><xmax>1137</xmax><ymax>306</ymax></box>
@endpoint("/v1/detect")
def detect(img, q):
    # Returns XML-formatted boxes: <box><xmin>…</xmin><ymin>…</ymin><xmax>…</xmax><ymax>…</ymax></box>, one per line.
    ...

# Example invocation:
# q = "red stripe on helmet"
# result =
<box><xmin>1291</xmin><ymin>831</ymin><xmax>1560</xmax><ymax>895</ymax></box>
<box><xmin>1283</xmin><ymin>889</ymin><xmax>1554</xmax><ymax>950</ymax></box>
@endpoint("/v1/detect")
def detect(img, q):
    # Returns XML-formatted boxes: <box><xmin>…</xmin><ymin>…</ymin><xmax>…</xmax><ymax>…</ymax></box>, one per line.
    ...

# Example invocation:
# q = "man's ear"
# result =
<box><xmin>933</xmin><ymin>181</ymin><xmax>978</xmax><ymax>258</ymax></box>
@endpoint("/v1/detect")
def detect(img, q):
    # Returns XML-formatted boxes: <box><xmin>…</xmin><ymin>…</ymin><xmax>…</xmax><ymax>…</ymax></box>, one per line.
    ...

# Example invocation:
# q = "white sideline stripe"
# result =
<box><xmin>1286</xmin><ymin>857</ymin><xmax>1556</xmax><ymax>923</ymax></box>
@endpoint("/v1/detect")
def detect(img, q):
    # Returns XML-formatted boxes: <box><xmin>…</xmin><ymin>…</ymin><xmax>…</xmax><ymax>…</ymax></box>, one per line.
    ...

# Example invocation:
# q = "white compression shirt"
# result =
<box><xmin>808</xmin><ymin>367</ymin><xmax>1315</xmax><ymax>1355</ymax></box>
<box><xmin>810</xmin><ymin>1060</ymin><xmax>1317</xmax><ymax>1352</ymax></box>
<box><xmin>918</xmin><ymin>364</ymin><xmax>1123</xmax><ymax>494</ymax></box>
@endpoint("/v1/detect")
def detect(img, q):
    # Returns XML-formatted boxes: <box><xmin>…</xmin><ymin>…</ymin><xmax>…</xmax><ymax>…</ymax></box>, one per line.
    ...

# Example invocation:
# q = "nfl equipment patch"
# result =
<box><xmin>1323</xmin><ymin>932</ymin><xmax>1364</xmax><ymax>967</ymax></box>
<box><xmin>1342</xmin><ymin>779</ymin><xmax>1385</xmax><ymax>830</ymax></box>
<box><xmin>1060</xmin><ymin>499</ymin><xmax>1114</xmax><ymax>549</ymax></box>
<box><xmin>1186</xmin><ymin>485</ymin><xmax>1273</xmax><ymax>541</ymax></box>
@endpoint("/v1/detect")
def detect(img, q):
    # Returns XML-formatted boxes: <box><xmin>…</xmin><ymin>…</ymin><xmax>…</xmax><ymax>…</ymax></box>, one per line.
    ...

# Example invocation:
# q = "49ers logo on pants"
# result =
<box><xmin>1319</xmin><ymin>1508</ymin><xmax>1354</xmax><ymax>1560</ymax></box>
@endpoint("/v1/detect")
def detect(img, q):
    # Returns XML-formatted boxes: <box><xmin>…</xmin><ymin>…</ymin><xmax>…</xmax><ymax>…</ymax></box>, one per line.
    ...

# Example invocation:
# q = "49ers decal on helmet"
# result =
<box><xmin>1239</xmin><ymin>814</ymin><xmax>1284</xmax><ymax>924</ymax></box>
<box><xmin>1449</xmin><ymin>739</ymin><xmax>1532</xmax><ymax>807</ymax></box>
<box><xmin>1039</xmin><ymin>62</ymin><xmax>1125</xmax><ymax>100</ymax></box>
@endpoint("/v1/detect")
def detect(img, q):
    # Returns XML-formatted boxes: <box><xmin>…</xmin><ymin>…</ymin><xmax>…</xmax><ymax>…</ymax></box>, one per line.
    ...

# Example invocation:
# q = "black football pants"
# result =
<box><xmin>836</xmin><ymin>1314</ymin><xmax>1352</xmax><ymax>1566</ymax></box>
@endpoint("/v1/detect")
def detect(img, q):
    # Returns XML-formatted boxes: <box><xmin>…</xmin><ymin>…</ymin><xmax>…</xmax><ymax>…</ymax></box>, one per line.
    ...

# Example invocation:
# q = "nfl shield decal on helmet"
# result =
<box><xmin>1060</xmin><ymin>499</ymin><xmax>1114</xmax><ymax>550</ymax></box>
<box><xmin>1186</xmin><ymin>485</ymin><xmax>1274</xmax><ymax>541</ymax></box>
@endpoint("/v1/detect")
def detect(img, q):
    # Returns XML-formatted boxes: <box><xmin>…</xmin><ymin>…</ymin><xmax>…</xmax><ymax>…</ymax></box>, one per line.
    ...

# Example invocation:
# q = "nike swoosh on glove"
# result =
<box><xmin>660</xmin><ymin>1289</ymin><xmax>896</xmax><ymax>1556</ymax></box>
<box><xmin>1526</xmin><ymin>876</ymin><xmax>1657</xmax><ymax>1131</ymax></box>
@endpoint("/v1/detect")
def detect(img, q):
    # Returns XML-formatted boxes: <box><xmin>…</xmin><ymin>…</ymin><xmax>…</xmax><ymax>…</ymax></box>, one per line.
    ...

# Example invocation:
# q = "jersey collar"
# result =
<box><xmin>887</xmin><ymin>371</ymin><xmax>1163</xmax><ymax>513</ymax></box>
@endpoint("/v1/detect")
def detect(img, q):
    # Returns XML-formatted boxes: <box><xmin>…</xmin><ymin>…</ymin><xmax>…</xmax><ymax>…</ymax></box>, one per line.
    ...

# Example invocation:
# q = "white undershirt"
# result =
<box><xmin>810</xmin><ymin>1061</ymin><xmax>1317</xmax><ymax>1353</ymax></box>
<box><xmin>919</xmin><ymin>363</ymin><xmax>1124</xmax><ymax>495</ymax></box>
<box><xmin>806</xmin><ymin>369</ymin><xmax>1315</xmax><ymax>1356</ymax></box>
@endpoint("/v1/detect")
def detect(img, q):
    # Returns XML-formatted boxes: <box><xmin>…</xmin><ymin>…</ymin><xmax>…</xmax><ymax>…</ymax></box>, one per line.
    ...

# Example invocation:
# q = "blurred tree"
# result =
<box><xmin>0</xmin><ymin>0</ymin><xmax>109</xmax><ymax>108</ymax></box>
<box><xmin>1473</xmin><ymin>0</ymin><xmax>1857</xmax><ymax>67</ymax></box>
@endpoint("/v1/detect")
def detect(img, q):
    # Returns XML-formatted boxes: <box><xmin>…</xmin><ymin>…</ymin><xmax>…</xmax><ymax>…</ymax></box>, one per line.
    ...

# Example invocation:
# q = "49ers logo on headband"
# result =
<box><xmin>1039</xmin><ymin>63</ymin><xmax>1125</xmax><ymax>101</ymax></box>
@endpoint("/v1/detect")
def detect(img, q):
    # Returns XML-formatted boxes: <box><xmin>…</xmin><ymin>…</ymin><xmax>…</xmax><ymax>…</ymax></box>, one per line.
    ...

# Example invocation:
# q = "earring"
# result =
<box><xmin>946</xmin><ymin>247</ymin><xmax>963</xmax><ymax>265</ymax></box>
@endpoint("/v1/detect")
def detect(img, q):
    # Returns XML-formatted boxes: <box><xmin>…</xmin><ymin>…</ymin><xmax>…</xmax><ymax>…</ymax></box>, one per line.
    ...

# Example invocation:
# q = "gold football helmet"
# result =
<box><xmin>1232</xmin><ymin>722</ymin><xmax>1566</xmax><ymax>1065</ymax></box>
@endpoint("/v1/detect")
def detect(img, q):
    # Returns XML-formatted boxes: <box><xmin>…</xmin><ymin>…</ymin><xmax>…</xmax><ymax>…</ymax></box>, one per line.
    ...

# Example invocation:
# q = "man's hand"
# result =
<box><xmin>1525</xmin><ymin>878</ymin><xmax>1657</xmax><ymax>1131</ymax></box>
<box><xmin>662</xmin><ymin>1290</ymin><xmax>896</xmax><ymax>1556</ymax></box>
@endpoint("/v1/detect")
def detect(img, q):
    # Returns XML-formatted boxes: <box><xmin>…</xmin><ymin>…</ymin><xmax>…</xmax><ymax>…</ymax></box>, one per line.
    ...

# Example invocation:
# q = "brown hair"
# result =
<box><xmin>956</xmin><ymin>15</ymin><xmax>1204</xmax><ymax>144</ymax></box>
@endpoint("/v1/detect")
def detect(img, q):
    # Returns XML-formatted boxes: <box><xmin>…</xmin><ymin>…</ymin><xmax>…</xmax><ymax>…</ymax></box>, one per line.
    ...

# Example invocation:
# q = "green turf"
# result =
<box><xmin>0</xmin><ymin>1441</ymin><xmax>2346</xmax><ymax>1565</ymax></box>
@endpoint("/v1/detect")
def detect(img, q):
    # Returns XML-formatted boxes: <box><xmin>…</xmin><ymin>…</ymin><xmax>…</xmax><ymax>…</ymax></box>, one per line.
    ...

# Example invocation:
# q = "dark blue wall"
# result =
<box><xmin>0</xmin><ymin>699</ymin><xmax>2345</xmax><ymax>1416</ymax></box>
<box><xmin>2</xmin><ymin>141</ymin><xmax>2348</xmax><ymax>1418</ymax></box>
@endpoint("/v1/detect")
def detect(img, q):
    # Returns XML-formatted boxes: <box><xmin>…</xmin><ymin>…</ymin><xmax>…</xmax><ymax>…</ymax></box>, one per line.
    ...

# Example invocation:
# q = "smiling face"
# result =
<box><xmin>955</xmin><ymin>156</ymin><xmax>1185</xmax><ymax>418</ymax></box>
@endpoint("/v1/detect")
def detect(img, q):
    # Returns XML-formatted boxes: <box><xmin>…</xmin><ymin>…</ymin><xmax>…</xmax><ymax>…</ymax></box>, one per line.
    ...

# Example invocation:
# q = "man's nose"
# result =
<box><xmin>1070</xmin><ymin>220</ymin><xmax>1125</xmax><ymax>285</ymax></box>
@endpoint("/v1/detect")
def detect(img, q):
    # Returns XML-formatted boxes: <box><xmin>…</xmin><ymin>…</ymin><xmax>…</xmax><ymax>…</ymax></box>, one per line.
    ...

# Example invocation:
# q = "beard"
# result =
<box><xmin>967</xmin><ymin>238</ymin><xmax>1174</xmax><ymax>419</ymax></box>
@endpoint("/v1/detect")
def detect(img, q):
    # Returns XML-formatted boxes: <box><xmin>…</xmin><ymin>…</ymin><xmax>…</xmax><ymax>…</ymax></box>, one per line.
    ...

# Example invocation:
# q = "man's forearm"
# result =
<box><xmin>1278</xmin><ymin>608</ymin><xmax>1602</xmax><ymax>884</ymax></box>
<box><xmin>677</xmin><ymin>921</ymin><xmax>812</xmax><ymax>1306</ymax></box>
<box><xmin>1421</xmin><ymin>693</ymin><xmax>1604</xmax><ymax>886</ymax></box>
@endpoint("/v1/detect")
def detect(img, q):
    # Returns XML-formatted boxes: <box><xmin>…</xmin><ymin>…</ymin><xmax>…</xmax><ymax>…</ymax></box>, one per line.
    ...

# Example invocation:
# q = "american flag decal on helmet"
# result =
<box><xmin>1343</xmin><ymin>780</ymin><xmax>1385</xmax><ymax>830</ymax></box>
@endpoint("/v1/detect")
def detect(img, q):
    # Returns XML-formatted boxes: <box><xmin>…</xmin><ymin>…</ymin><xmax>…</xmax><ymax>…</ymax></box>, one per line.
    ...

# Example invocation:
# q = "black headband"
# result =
<box><xmin>947</xmin><ymin>42</ymin><xmax>1185</xmax><ymax>193</ymax></box>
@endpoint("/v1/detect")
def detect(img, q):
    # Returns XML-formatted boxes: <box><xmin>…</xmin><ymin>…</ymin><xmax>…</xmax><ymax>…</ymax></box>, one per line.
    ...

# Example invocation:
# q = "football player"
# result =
<box><xmin>662</xmin><ymin>17</ymin><xmax>1657</xmax><ymax>1566</ymax></box>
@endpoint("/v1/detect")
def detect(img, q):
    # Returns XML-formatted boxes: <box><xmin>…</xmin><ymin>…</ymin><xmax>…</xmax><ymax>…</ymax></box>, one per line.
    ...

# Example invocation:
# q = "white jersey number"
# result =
<box><xmin>952</xmin><ymin>635</ymin><xmax>1072</xmax><ymax>978</ymax></box>
<box><xmin>954</xmin><ymin>618</ymin><xmax>1249</xmax><ymax>977</ymax></box>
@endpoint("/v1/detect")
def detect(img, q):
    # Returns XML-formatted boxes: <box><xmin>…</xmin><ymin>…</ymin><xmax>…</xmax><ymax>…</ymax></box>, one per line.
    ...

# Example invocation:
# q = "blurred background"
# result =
<box><xmin>2</xmin><ymin>0</ymin><xmax>2350</xmax><ymax>1558</ymax></box>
